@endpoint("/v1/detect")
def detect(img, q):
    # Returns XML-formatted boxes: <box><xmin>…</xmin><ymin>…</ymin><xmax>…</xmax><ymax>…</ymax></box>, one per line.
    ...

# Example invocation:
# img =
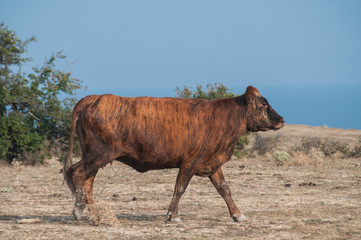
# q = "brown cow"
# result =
<box><xmin>63</xmin><ymin>86</ymin><xmax>284</xmax><ymax>222</ymax></box>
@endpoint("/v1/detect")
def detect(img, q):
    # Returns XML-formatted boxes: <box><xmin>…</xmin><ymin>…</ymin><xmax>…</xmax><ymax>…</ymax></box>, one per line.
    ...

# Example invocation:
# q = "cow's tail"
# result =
<box><xmin>62</xmin><ymin>109</ymin><xmax>78</xmax><ymax>197</ymax></box>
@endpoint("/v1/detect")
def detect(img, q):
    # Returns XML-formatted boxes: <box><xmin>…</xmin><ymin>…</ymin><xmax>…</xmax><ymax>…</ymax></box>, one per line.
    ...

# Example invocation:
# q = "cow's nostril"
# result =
<box><xmin>281</xmin><ymin>118</ymin><xmax>285</xmax><ymax>124</ymax></box>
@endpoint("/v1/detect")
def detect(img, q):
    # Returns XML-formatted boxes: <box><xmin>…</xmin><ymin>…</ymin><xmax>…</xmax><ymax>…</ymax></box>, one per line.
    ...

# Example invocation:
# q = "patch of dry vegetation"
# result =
<box><xmin>245</xmin><ymin>125</ymin><xmax>361</xmax><ymax>167</ymax></box>
<box><xmin>87</xmin><ymin>201</ymin><xmax>119</xmax><ymax>227</ymax></box>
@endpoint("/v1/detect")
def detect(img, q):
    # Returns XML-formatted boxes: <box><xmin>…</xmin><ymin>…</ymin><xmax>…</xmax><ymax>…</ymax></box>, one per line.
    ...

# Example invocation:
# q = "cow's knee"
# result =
<box><xmin>177</xmin><ymin>186</ymin><xmax>186</xmax><ymax>195</ymax></box>
<box><xmin>217</xmin><ymin>181</ymin><xmax>231</xmax><ymax>196</ymax></box>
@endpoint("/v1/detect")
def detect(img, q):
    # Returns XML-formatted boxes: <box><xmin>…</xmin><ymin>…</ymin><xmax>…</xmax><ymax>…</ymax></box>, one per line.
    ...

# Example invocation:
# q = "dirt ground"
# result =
<box><xmin>1</xmin><ymin>125</ymin><xmax>361</xmax><ymax>240</ymax></box>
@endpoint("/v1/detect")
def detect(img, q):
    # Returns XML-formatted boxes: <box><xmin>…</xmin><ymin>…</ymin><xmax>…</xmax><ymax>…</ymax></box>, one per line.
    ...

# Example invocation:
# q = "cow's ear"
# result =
<box><xmin>245</xmin><ymin>86</ymin><xmax>260</xmax><ymax>104</ymax></box>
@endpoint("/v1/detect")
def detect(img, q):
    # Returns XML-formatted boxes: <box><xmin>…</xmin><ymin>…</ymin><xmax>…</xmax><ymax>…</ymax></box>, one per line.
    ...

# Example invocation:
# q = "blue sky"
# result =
<box><xmin>1</xmin><ymin>1</ymin><xmax>361</xmax><ymax>128</ymax></box>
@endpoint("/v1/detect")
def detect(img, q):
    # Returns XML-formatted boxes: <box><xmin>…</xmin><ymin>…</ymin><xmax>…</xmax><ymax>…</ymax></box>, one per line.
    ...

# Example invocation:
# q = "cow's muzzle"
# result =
<box><xmin>273</xmin><ymin>118</ymin><xmax>285</xmax><ymax>130</ymax></box>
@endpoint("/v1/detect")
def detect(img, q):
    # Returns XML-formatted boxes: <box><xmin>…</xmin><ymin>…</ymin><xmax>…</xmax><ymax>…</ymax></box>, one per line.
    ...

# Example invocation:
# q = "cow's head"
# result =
<box><xmin>245</xmin><ymin>86</ymin><xmax>285</xmax><ymax>132</ymax></box>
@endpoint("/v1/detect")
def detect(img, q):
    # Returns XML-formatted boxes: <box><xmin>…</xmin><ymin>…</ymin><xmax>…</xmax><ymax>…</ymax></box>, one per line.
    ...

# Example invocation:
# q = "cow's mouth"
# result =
<box><xmin>273</xmin><ymin>118</ymin><xmax>285</xmax><ymax>130</ymax></box>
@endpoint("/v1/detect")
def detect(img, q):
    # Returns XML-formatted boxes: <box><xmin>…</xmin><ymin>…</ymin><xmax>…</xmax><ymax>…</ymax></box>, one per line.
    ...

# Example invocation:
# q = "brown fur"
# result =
<box><xmin>63</xmin><ymin>85</ymin><xmax>284</xmax><ymax>222</ymax></box>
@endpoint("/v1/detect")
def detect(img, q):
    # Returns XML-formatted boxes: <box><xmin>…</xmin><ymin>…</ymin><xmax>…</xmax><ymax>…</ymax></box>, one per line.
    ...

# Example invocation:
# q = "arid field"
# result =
<box><xmin>1</xmin><ymin>124</ymin><xmax>360</xmax><ymax>240</ymax></box>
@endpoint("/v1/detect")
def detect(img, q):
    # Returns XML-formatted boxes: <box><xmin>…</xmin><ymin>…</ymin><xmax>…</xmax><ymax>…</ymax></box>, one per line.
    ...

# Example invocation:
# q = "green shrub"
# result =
<box><xmin>236</xmin><ymin>134</ymin><xmax>250</xmax><ymax>150</ymax></box>
<box><xmin>272</xmin><ymin>151</ymin><xmax>291</xmax><ymax>166</ymax></box>
<box><xmin>233</xmin><ymin>133</ymin><xmax>250</xmax><ymax>158</ymax></box>
<box><xmin>0</xmin><ymin>23</ymin><xmax>82</xmax><ymax>164</ymax></box>
<box><xmin>175</xmin><ymin>83</ymin><xmax>235</xmax><ymax>99</ymax></box>
<box><xmin>233</xmin><ymin>149</ymin><xmax>242</xmax><ymax>159</ymax></box>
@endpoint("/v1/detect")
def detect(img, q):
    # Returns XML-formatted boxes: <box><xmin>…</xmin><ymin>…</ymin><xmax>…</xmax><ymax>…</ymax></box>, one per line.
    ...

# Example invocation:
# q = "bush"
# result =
<box><xmin>233</xmin><ymin>134</ymin><xmax>250</xmax><ymax>158</ymax></box>
<box><xmin>0</xmin><ymin>24</ymin><xmax>82</xmax><ymax>164</ymax></box>
<box><xmin>345</xmin><ymin>137</ymin><xmax>361</xmax><ymax>158</ymax></box>
<box><xmin>320</xmin><ymin>139</ymin><xmax>349</xmax><ymax>156</ymax></box>
<box><xmin>175</xmin><ymin>83</ymin><xmax>235</xmax><ymax>99</ymax></box>
<box><xmin>293</xmin><ymin>137</ymin><xmax>356</xmax><ymax>158</ymax></box>
<box><xmin>251</xmin><ymin>135</ymin><xmax>280</xmax><ymax>156</ymax></box>
<box><xmin>293</xmin><ymin>137</ymin><xmax>322</xmax><ymax>155</ymax></box>
<box><xmin>272</xmin><ymin>151</ymin><xmax>291</xmax><ymax>166</ymax></box>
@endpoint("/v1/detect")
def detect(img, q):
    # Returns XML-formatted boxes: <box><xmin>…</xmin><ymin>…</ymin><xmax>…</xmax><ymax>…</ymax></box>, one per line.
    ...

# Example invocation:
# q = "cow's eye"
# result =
<box><xmin>262</xmin><ymin>103</ymin><xmax>267</xmax><ymax>107</ymax></box>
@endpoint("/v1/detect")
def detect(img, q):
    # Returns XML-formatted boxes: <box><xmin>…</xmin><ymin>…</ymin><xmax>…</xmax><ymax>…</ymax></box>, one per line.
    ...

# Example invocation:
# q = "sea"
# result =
<box><xmin>76</xmin><ymin>83</ymin><xmax>361</xmax><ymax>130</ymax></box>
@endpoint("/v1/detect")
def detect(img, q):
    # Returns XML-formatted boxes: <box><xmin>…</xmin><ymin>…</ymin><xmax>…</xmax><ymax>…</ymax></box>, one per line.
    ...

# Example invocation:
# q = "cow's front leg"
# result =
<box><xmin>70</xmin><ymin>162</ymin><xmax>88</xmax><ymax>221</ymax></box>
<box><xmin>167</xmin><ymin>165</ymin><xmax>195</xmax><ymax>222</ymax></box>
<box><xmin>209</xmin><ymin>168</ymin><xmax>247</xmax><ymax>222</ymax></box>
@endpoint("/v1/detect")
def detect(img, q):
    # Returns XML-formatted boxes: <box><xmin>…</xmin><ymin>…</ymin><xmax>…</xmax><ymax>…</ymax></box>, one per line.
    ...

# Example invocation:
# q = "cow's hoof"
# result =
<box><xmin>170</xmin><ymin>217</ymin><xmax>183</xmax><ymax>223</ymax></box>
<box><xmin>73</xmin><ymin>207</ymin><xmax>83</xmax><ymax>221</ymax></box>
<box><xmin>232</xmin><ymin>214</ymin><xmax>248</xmax><ymax>222</ymax></box>
<box><xmin>167</xmin><ymin>215</ymin><xmax>182</xmax><ymax>223</ymax></box>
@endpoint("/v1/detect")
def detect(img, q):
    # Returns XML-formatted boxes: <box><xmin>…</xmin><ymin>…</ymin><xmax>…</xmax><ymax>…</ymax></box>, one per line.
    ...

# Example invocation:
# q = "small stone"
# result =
<box><xmin>239</xmin><ymin>165</ymin><xmax>246</xmax><ymax>169</ymax></box>
<box><xmin>132</xmin><ymin>197</ymin><xmax>137</xmax><ymax>201</ymax></box>
<box><xmin>112</xmin><ymin>193</ymin><xmax>119</xmax><ymax>198</ymax></box>
<box><xmin>284</xmin><ymin>184</ymin><xmax>291</xmax><ymax>187</ymax></box>
<box><xmin>17</xmin><ymin>218</ymin><xmax>42</xmax><ymax>224</ymax></box>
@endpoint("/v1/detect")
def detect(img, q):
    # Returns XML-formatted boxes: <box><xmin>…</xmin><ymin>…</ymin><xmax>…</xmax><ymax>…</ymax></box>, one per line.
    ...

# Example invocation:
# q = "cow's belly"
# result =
<box><xmin>115</xmin><ymin>146</ymin><xmax>232</xmax><ymax>176</ymax></box>
<box><xmin>195</xmin><ymin>160</ymin><xmax>224</xmax><ymax>177</ymax></box>
<box><xmin>116</xmin><ymin>155</ymin><xmax>180</xmax><ymax>172</ymax></box>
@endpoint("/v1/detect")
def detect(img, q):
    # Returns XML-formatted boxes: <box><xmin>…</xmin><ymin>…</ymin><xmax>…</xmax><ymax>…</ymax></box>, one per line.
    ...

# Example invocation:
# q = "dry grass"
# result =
<box><xmin>87</xmin><ymin>201</ymin><xmax>118</xmax><ymax>227</ymax></box>
<box><xmin>0</xmin><ymin>124</ymin><xmax>361</xmax><ymax>239</ymax></box>
<box><xmin>288</xmin><ymin>150</ymin><xmax>324</xmax><ymax>167</ymax></box>
<box><xmin>247</xmin><ymin>124</ymin><xmax>361</xmax><ymax>167</ymax></box>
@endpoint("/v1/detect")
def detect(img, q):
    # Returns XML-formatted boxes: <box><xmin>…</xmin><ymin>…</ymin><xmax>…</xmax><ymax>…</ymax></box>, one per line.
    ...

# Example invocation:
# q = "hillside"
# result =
<box><xmin>259</xmin><ymin>124</ymin><xmax>361</xmax><ymax>142</ymax></box>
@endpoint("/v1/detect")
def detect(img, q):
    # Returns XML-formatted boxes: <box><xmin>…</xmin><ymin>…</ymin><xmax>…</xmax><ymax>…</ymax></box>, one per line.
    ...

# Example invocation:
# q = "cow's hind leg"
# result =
<box><xmin>209</xmin><ymin>168</ymin><xmax>247</xmax><ymax>222</ymax></box>
<box><xmin>167</xmin><ymin>166</ymin><xmax>195</xmax><ymax>222</ymax></box>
